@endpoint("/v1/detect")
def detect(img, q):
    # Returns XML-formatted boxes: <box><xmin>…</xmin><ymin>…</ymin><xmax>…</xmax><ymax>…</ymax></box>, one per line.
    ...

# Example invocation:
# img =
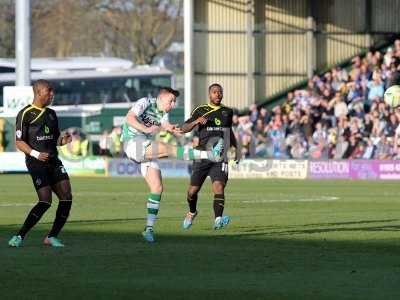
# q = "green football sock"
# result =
<box><xmin>146</xmin><ymin>193</ymin><xmax>161</xmax><ymax>228</ymax></box>
<box><xmin>176</xmin><ymin>146</ymin><xmax>208</xmax><ymax>160</ymax></box>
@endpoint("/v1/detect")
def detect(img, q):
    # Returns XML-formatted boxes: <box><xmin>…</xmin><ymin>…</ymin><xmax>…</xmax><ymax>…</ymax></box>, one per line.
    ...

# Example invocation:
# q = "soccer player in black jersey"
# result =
<box><xmin>181</xmin><ymin>83</ymin><xmax>239</xmax><ymax>230</ymax></box>
<box><xmin>8</xmin><ymin>80</ymin><xmax>73</xmax><ymax>247</ymax></box>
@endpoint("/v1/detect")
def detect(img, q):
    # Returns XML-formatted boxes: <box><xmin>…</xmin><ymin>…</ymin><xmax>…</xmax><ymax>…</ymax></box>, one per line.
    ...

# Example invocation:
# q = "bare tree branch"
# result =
<box><xmin>101</xmin><ymin>0</ymin><xmax>182</xmax><ymax>64</ymax></box>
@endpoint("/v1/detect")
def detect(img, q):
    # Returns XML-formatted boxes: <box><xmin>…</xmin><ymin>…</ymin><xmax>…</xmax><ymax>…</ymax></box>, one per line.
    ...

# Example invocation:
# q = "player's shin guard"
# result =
<box><xmin>213</xmin><ymin>194</ymin><xmax>225</xmax><ymax>218</ymax></box>
<box><xmin>176</xmin><ymin>146</ymin><xmax>208</xmax><ymax>160</ymax></box>
<box><xmin>18</xmin><ymin>201</ymin><xmax>51</xmax><ymax>238</ymax></box>
<box><xmin>187</xmin><ymin>193</ymin><xmax>198</xmax><ymax>214</ymax></box>
<box><xmin>146</xmin><ymin>193</ymin><xmax>161</xmax><ymax>228</ymax></box>
<box><xmin>48</xmin><ymin>200</ymin><xmax>72</xmax><ymax>238</ymax></box>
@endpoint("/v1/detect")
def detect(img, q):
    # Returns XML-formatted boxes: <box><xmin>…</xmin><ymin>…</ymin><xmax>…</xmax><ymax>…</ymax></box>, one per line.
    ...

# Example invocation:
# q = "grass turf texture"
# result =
<box><xmin>1</xmin><ymin>174</ymin><xmax>400</xmax><ymax>300</ymax></box>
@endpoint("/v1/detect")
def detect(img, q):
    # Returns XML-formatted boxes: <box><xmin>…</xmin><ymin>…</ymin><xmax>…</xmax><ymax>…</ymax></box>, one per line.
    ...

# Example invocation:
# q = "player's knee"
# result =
<box><xmin>187</xmin><ymin>188</ymin><xmax>199</xmax><ymax>199</ymax></box>
<box><xmin>187</xmin><ymin>191</ymin><xmax>198</xmax><ymax>200</ymax></box>
<box><xmin>212</xmin><ymin>184</ymin><xmax>225</xmax><ymax>194</ymax></box>
<box><xmin>60</xmin><ymin>192</ymin><xmax>72</xmax><ymax>201</ymax></box>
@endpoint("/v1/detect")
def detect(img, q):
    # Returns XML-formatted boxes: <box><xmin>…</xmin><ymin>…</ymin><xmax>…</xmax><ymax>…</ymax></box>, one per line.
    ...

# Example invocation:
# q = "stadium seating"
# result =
<box><xmin>237</xmin><ymin>40</ymin><xmax>400</xmax><ymax>160</ymax></box>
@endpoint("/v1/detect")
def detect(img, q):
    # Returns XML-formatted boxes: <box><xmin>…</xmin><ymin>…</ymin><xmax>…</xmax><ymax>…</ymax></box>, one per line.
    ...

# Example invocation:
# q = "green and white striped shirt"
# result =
<box><xmin>121</xmin><ymin>97</ymin><xmax>168</xmax><ymax>141</ymax></box>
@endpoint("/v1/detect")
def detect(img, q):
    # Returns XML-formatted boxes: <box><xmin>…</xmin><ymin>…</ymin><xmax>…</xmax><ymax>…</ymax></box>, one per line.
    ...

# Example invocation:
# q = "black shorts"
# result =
<box><xmin>27</xmin><ymin>158</ymin><xmax>69</xmax><ymax>191</ymax></box>
<box><xmin>190</xmin><ymin>159</ymin><xmax>229</xmax><ymax>186</ymax></box>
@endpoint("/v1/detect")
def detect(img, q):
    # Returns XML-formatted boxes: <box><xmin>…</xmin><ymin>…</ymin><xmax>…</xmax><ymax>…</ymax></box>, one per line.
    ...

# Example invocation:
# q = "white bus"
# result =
<box><xmin>0</xmin><ymin>57</ymin><xmax>175</xmax><ymax>107</ymax></box>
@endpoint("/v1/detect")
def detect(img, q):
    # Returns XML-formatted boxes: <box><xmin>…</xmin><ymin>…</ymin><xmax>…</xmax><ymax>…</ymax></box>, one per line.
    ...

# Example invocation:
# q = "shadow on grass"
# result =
<box><xmin>236</xmin><ymin>219</ymin><xmax>400</xmax><ymax>236</ymax></box>
<box><xmin>0</xmin><ymin>219</ymin><xmax>400</xmax><ymax>300</ymax></box>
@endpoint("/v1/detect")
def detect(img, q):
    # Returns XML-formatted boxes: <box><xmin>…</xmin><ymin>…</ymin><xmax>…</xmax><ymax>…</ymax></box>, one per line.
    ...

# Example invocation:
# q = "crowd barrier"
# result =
<box><xmin>107</xmin><ymin>158</ymin><xmax>191</xmax><ymax>177</ymax></box>
<box><xmin>1</xmin><ymin>152</ymin><xmax>400</xmax><ymax>180</ymax></box>
<box><xmin>0</xmin><ymin>152</ymin><xmax>107</xmax><ymax>176</ymax></box>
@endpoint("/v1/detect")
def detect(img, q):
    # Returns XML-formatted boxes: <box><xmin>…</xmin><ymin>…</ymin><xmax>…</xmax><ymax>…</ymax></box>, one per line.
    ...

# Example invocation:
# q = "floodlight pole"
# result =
<box><xmin>184</xmin><ymin>0</ymin><xmax>193</xmax><ymax>121</ymax></box>
<box><xmin>16</xmin><ymin>0</ymin><xmax>31</xmax><ymax>86</ymax></box>
<box><xmin>246</xmin><ymin>0</ymin><xmax>254</xmax><ymax>105</ymax></box>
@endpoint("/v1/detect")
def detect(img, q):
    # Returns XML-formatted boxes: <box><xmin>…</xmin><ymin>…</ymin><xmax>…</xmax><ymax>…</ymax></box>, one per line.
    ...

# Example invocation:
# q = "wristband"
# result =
<box><xmin>30</xmin><ymin>149</ymin><xmax>40</xmax><ymax>159</ymax></box>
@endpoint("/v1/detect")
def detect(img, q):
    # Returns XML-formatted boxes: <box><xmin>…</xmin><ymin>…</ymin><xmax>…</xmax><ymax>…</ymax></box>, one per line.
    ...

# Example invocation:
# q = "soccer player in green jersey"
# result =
<box><xmin>121</xmin><ymin>87</ymin><xmax>223</xmax><ymax>242</ymax></box>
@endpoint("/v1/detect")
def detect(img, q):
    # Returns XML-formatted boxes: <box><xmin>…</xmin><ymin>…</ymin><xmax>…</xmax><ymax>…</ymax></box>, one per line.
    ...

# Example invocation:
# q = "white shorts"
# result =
<box><xmin>140</xmin><ymin>161</ymin><xmax>160</xmax><ymax>177</ymax></box>
<box><xmin>123</xmin><ymin>138</ymin><xmax>160</xmax><ymax>177</ymax></box>
<box><xmin>123</xmin><ymin>138</ymin><xmax>151</xmax><ymax>162</ymax></box>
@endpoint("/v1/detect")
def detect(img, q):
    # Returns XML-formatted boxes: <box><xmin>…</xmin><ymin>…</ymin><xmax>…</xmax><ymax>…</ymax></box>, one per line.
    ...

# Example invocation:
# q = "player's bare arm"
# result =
<box><xmin>181</xmin><ymin>116</ymin><xmax>207</xmax><ymax>133</ymax></box>
<box><xmin>126</xmin><ymin>110</ymin><xmax>159</xmax><ymax>134</ymax></box>
<box><xmin>16</xmin><ymin>140</ymin><xmax>49</xmax><ymax>162</ymax></box>
<box><xmin>161</xmin><ymin>121</ymin><xmax>183</xmax><ymax>136</ymax></box>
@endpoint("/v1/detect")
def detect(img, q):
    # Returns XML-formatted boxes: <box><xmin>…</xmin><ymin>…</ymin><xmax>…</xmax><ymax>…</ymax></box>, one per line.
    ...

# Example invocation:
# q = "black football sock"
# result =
<box><xmin>18</xmin><ymin>202</ymin><xmax>51</xmax><ymax>238</ymax></box>
<box><xmin>213</xmin><ymin>194</ymin><xmax>225</xmax><ymax>218</ymax></box>
<box><xmin>187</xmin><ymin>194</ymin><xmax>198</xmax><ymax>213</ymax></box>
<box><xmin>48</xmin><ymin>201</ymin><xmax>72</xmax><ymax>238</ymax></box>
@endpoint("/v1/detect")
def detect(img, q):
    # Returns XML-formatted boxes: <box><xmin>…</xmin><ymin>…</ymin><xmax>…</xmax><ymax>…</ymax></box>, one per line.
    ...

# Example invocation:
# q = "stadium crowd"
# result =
<box><xmin>233</xmin><ymin>40</ymin><xmax>400</xmax><ymax>160</ymax></box>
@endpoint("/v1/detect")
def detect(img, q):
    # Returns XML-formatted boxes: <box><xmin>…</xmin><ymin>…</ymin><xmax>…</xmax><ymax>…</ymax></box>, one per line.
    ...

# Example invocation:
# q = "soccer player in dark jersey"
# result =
<box><xmin>8</xmin><ymin>80</ymin><xmax>73</xmax><ymax>248</ymax></box>
<box><xmin>181</xmin><ymin>83</ymin><xmax>239</xmax><ymax>230</ymax></box>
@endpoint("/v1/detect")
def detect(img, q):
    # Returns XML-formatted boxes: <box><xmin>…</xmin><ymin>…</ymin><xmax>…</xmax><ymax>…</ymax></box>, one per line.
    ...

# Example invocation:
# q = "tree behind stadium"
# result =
<box><xmin>101</xmin><ymin>0</ymin><xmax>182</xmax><ymax>65</ymax></box>
<box><xmin>0</xmin><ymin>0</ymin><xmax>182</xmax><ymax>65</ymax></box>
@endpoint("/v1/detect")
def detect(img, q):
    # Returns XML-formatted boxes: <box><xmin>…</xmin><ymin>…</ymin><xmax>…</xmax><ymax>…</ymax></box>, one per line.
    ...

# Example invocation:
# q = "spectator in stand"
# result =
<box><xmin>385</xmin><ymin>113</ymin><xmax>398</xmax><ymax>137</ymax></box>
<box><xmin>259</xmin><ymin>107</ymin><xmax>271</xmax><ymax>125</ymax></box>
<box><xmin>333</xmin><ymin>92</ymin><xmax>349</xmax><ymax>119</ymax></box>
<box><xmin>362</xmin><ymin>138</ymin><xmax>376</xmax><ymax>159</ymax></box>
<box><xmin>343</xmin><ymin>134</ymin><xmax>360</xmax><ymax>159</ymax></box>
<box><xmin>374</xmin><ymin>136</ymin><xmax>392</xmax><ymax>159</ymax></box>
<box><xmin>249</xmin><ymin>103</ymin><xmax>259</xmax><ymax>126</ymax></box>
<box><xmin>300</xmin><ymin>113</ymin><xmax>313</xmax><ymax>143</ymax></box>
<box><xmin>366</xmin><ymin>70</ymin><xmax>384</xmax><ymax>110</ymax></box>
<box><xmin>254</xmin><ymin>119</ymin><xmax>267</xmax><ymax>157</ymax></box>
<box><xmin>346</xmin><ymin>82</ymin><xmax>363</xmax><ymax>104</ymax></box>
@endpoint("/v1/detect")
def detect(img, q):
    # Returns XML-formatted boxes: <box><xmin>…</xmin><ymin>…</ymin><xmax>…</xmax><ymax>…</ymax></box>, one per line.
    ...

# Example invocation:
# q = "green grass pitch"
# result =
<box><xmin>1</xmin><ymin>174</ymin><xmax>400</xmax><ymax>299</ymax></box>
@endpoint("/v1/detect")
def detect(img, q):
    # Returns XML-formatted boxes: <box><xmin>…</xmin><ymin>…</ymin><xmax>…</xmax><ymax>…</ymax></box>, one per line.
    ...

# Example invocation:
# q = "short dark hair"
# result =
<box><xmin>208</xmin><ymin>83</ymin><xmax>223</xmax><ymax>92</ymax></box>
<box><xmin>33</xmin><ymin>79</ymin><xmax>52</xmax><ymax>89</ymax></box>
<box><xmin>159</xmin><ymin>87</ymin><xmax>180</xmax><ymax>98</ymax></box>
<box><xmin>33</xmin><ymin>79</ymin><xmax>52</xmax><ymax>94</ymax></box>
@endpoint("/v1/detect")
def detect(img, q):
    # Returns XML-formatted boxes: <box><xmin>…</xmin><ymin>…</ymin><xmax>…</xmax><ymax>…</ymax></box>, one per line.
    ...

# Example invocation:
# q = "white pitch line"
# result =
<box><xmin>242</xmin><ymin>196</ymin><xmax>339</xmax><ymax>203</ymax></box>
<box><xmin>0</xmin><ymin>203</ymin><xmax>35</xmax><ymax>207</ymax></box>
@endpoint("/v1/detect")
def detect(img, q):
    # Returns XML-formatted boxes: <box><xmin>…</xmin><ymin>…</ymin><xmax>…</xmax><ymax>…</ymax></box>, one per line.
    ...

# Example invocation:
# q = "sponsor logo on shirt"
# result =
<box><xmin>37</xmin><ymin>135</ymin><xmax>54</xmax><ymax>141</ymax></box>
<box><xmin>206</xmin><ymin>127</ymin><xmax>228</xmax><ymax>131</ymax></box>
<box><xmin>141</xmin><ymin>115</ymin><xmax>160</xmax><ymax>127</ymax></box>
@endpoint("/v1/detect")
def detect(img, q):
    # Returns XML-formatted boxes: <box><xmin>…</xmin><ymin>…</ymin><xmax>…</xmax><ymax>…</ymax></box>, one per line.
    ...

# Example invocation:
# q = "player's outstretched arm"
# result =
<box><xmin>161</xmin><ymin>121</ymin><xmax>182</xmax><ymax>136</ymax></box>
<box><xmin>181</xmin><ymin>116</ymin><xmax>207</xmax><ymax>133</ymax></box>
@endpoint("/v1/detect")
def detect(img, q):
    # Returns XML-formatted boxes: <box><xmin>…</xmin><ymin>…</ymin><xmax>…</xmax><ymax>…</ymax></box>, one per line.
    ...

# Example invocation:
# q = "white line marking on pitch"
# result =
<box><xmin>242</xmin><ymin>196</ymin><xmax>339</xmax><ymax>203</ymax></box>
<box><xmin>0</xmin><ymin>203</ymin><xmax>35</xmax><ymax>207</ymax></box>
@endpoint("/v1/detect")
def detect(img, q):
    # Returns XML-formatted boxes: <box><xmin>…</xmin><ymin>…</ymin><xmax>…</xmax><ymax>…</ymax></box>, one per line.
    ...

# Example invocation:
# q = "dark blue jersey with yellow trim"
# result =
<box><xmin>15</xmin><ymin>104</ymin><xmax>60</xmax><ymax>162</ymax></box>
<box><xmin>184</xmin><ymin>103</ymin><xmax>236</xmax><ymax>151</ymax></box>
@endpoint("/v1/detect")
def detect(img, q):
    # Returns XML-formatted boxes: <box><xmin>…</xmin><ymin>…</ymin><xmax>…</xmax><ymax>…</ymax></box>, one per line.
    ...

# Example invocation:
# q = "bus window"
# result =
<box><xmin>0</xmin><ymin>75</ymin><xmax>172</xmax><ymax>106</ymax></box>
